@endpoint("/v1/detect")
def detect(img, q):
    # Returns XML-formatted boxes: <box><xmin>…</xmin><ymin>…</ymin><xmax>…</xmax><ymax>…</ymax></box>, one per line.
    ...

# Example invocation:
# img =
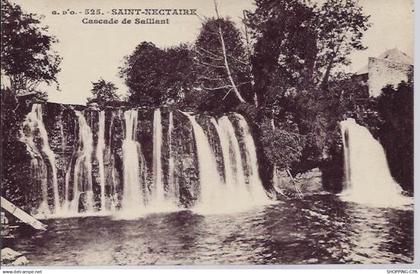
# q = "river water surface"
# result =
<box><xmin>5</xmin><ymin>194</ymin><xmax>414</xmax><ymax>265</ymax></box>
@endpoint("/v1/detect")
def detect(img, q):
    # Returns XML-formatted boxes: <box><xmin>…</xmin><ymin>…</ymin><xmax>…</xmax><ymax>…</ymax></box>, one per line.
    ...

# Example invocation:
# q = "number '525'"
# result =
<box><xmin>85</xmin><ymin>9</ymin><xmax>102</xmax><ymax>15</ymax></box>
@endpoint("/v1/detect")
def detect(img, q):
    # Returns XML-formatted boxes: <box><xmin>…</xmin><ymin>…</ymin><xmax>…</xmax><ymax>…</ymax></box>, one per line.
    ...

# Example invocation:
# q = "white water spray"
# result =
<box><xmin>340</xmin><ymin>118</ymin><xmax>411</xmax><ymax>207</ymax></box>
<box><xmin>152</xmin><ymin>109</ymin><xmax>165</xmax><ymax>205</ymax></box>
<box><xmin>73</xmin><ymin>111</ymin><xmax>95</xmax><ymax>212</ymax></box>
<box><xmin>21</xmin><ymin>104</ymin><xmax>60</xmax><ymax>213</ymax></box>
<box><xmin>96</xmin><ymin>111</ymin><xmax>106</xmax><ymax>211</ymax></box>
<box><xmin>212</xmin><ymin>117</ymin><xmax>254</xmax><ymax>209</ymax></box>
<box><xmin>121</xmin><ymin>110</ymin><xmax>144</xmax><ymax>214</ymax></box>
<box><xmin>167</xmin><ymin>111</ymin><xmax>177</xmax><ymax>202</ymax></box>
<box><xmin>183</xmin><ymin>112</ymin><xmax>225</xmax><ymax>212</ymax></box>
<box><xmin>234</xmin><ymin>114</ymin><xmax>269</xmax><ymax>203</ymax></box>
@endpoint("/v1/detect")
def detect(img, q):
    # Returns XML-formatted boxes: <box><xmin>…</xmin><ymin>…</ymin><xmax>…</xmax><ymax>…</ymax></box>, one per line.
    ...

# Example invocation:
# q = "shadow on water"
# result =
<box><xmin>5</xmin><ymin>195</ymin><xmax>413</xmax><ymax>265</ymax></box>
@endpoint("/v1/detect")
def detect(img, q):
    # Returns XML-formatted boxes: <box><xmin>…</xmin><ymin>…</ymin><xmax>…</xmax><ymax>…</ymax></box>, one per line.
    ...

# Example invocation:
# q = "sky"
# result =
<box><xmin>12</xmin><ymin>0</ymin><xmax>414</xmax><ymax>105</ymax></box>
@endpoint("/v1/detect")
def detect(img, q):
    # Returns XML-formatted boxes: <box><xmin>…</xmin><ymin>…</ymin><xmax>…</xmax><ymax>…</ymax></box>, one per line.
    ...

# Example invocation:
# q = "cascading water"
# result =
<box><xmin>339</xmin><ymin>118</ymin><xmax>410</xmax><ymax>207</ymax></box>
<box><xmin>20</xmin><ymin>104</ymin><xmax>60</xmax><ymax>214</ymax></box>
<box><xmin>183</xmin><ymin>112</ymin><xmax>226</xmax><ymax>212</ymax></box>
<box><xmin>108</xmin><ymin>111</ymin><xmax>120</xmax><ymax>211</ymax></box>
<box><xmin>121</xmin><ymin>110</ymin><xmax>144</xmax><ymax>215</ymax></box>
<box><xmin>20</xmin><ymin>105</ymin><xmax>272</xmax><ymax>218</ymax></box>
<box><xmin>234</xmin><ymin>114</ymin><xmax>270</xmax><ymax>203</ymax></box>
<box><xmin>62</xmin><ymin>123</ymin><xmax>78</xmax><ymax>213</ymax></box>
<box><xmin>151</xmin><ymin>109</ymin><xmax>165</xmax><ymax>205</ymax></box>
<box><xmin>96</xmin><ymin>111</ymin><xmax>106</xmax><ymax>211</ymax></box>
<box><xmin>211</xmin><ymin>117</ymin><xmax>251</xmax><ymax>210</ymax></box>
<box><xmin>63</xmin><ymin>159</ymin><xmax>72</xmax><ymax>211</ymax></box>
<box><xmin>72</xmin><ymin>111</ymin><xmax>95</xmax><ymax>212</ymax></box>
<box><xmin>167</xmin><ymin>111</ymin><xmax>177</xmax><ymax>203</ymax></box>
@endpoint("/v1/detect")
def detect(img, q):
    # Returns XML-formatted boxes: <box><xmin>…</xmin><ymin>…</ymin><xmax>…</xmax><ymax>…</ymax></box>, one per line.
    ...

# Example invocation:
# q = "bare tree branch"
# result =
<box><xmin>194</xmin><ymin>48</ymin><xmax>223</xmax><ymax>61</ymax></box>
<box><xmin>226</xmin><ymin>53</ymin><xmax>250</xmax><ymax>66</ymax></box>
<box><xmin>203</xmin><ymin>85</ymin><xmax>233</xmax><ymax>91</ymax></box>
<box><xmin>213</xmin><ymin>0</ymin><xmax>246</xmax><ymax>103</ymax></box>
<box><xmin>196</xmin><ymin>46</ymin><xmax>222</xmax><ymax>59</ymax></box>
<box><xmin>194</xmin><ymin>60</ymin><xmax>226</xmax><ymax>69</ymax></box>
<box><xmin>222</xmin><ymin>88</ymin><xmax>234</xmax><ymax>100</ymax></box>
<box><xmin>198</xmin><ymin>75</ymin><xmax>225</xmax><ymax>81</ymax></box>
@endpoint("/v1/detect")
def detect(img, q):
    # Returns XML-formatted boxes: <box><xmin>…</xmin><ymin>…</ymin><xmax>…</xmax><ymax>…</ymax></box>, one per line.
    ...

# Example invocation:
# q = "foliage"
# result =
<box><xmin>1</xmin><ymin>88</ymin><xmax>32</xmax><ymax>208</ymax></box>
<box><xmin>1</xmin><ymin>0</ymin><xmax>61</xmax><ymax>94</ymax></box>
<box><xmin>246</xmin><ymin>0</ymin><xmax>318</xmax><ymax>107</ymax></box>
<box><xmin>1</xmin><ymin>0</ymin><xmax>61</xmax><ymax>207</ymax></box>
<box><xmin>194</xmin><ymin>18</ymin><xmax>253</xmax><ymax>109</ymax></box>
<box><xmin>87</xmin><ymin>78</ymin><xmax>120</xmax><ymax>107</ymax></box>
<box><xmin>119</xmin><ymin>42</ymin><xmax>195</xmax><ymax>107</ymax></box>
<box><xmin>246</xmin><ymin>0</ymin><xmax>370</xmax><ymax>106</ymax></box>
<box><xmin>376</xmin><ymin>82</ymin><xmax>413</xmax><ymax>191</ymax></box>
<box><xmin>259</xmin><ymin>119</ymin><xmax>304</xmax><ymax>170</ymax></box>
<box><xmin>315</xmin><ymin>0</ymin><xmax>371</xmax><ymax>87</ymax></box>
<box><xmin>120</xmin><ymin>18</ymin><xmax>253</xmax><ymax>113</ymax></box>
<box><xmin>244</xmin><ymin>0</ymin><xmax>370</xmax><ymax>176</ymax></box>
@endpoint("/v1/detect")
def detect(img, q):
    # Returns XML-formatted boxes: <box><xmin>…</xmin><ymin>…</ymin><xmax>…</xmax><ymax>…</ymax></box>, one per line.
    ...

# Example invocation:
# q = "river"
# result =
<box><xmin>4</xmin><ymin>194</ymin><xmax>413</xmax><ymax>266</ymax></box>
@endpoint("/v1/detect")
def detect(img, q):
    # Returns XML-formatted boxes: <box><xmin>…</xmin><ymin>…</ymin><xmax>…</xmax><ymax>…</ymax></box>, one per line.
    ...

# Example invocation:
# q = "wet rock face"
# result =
<box><xmin>171</xmin><ymin>111</ymin><xmax>199</xmax><ymax>206</ymax></box>
<box><xmin>19</xmin><ymin>103</ymin><xmax>204</xmax><ymax>210</ymax></box>
<box><xmin>15</xmin><ymin>102</ymin><xmax>274</xmax><ymax>212</ymax></box>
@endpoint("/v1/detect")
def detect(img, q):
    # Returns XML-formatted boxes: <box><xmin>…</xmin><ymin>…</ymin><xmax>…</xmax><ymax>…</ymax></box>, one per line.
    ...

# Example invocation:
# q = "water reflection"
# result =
<box><xmin>5</xmin><ymin>195</ymin><xmax>413</xmax><ymax>265</ymax></box>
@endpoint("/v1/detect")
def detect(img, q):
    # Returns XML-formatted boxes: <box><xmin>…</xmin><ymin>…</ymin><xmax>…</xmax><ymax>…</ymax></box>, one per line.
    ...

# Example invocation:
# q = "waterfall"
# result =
<box><xmin>151</xmin><ymin>109</ymin><xmax>165</xmax><ymax>205</ymax></box>
<box><xmin>212</xmin><ymin>117</ymin><xmax>251</xmax><ymax>208</ymax></box>
<box><xmin>21</xmin><ymin>108</ymin><xmax>49</xmax><ymax>214</ymax></box>
<box><xmin>33</xmin><ymin>105</ymin><xmax>60</xmax><ymax>212</ymax></box>
<box><xmin>121</xmin><ymin>110</ymin><xmax>144</xmax><ymax>214</ymax></box>
<box><xmin>234</xmin><ymin>114</ymin><xmax>269</xmax><ymax>203</ymax></box>
<box><xmin>183</xmin><ymin>112</ymin><xmax>225</xmax><ymax>212</ymax></box>
<box><xmin>339</xmin><ymin>118</ymin><xmax>410</xmax><ymax>207</ymax></box>
<box><xmin>96</xmin><ymin>111</ymin><xmax>106</xmax><ymax>211</ymax></box>
<box><xmin>108</xmin><ymin>111</ymin><xmax>119</xmax><ymax>211</ymax></box>
<box><xmin>62</xmin><ymin>120</ymin><xmax>78</xmax><ymax>214</ymax></box>
<box><xmin>72</xmin><ymin>111</ymin><xmax>95</xmax><ymax>212</ymax></box>
<box><xmin>20</xmin><ymin>104</ymin><xmax>60</xmax><ymax>214</ymax></box>
<box><xmin>19</xmin><ymin>104</ymin><xmax>273</xmax><ymax>218</ymax></box>
<box><xmin>211</xmin><ymin>116</ymin><xmax>269</xmax><ymax>211</ymax></box>
<box><xmin>167</xmin><ymin>111</ymin><xmax>177</xmax><ymax>203</ymax></box>
<box><xmin>63</xmin><ymin>160</ymin><xmax>71</xmax><ymax>210</ymax></box>
<box><xmin>216</xmin><ymin>117</ymin><xmax>247</xmax><ymax>190</ymax></box>
<box><xmin>211</xmin><ymin>118</ymin><xmax>236</xmax><ymax>188</ymax></box>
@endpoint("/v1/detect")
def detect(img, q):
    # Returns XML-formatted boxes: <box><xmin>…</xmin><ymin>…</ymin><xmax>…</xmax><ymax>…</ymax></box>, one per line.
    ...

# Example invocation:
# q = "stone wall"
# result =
<box><xmin>368</xmin><ymin>57</ymin><xmax>413</xmax><ymax>97</ymax></box>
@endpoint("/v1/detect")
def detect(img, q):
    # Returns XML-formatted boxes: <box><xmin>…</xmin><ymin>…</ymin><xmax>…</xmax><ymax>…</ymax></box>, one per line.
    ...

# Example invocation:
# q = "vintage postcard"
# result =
<box><xmin>0</xmin><ymin>0</ymin><xmax>416</xmax><ymax>269</ymax></box>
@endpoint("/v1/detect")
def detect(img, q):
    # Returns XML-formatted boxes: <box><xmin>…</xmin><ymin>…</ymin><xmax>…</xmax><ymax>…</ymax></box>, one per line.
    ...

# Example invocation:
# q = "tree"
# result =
<box><xmin>160</xmin><ymin>44</ymin><xmax>197</xmax><ymax>106</ymax></box>
<box><xmin>1</xmin><ymin>88</ymin><xmax>32</xmax><ymax>208</ymax></box>
<box><xmin>194</xmin><ymin>14</ymin><xmax>252</xmax><ymax>107</ymax></box>
<box><xmin>87</xmin><ymin>78</ymin><xmax>120</xmax><ymax>107</ymax></box>
<box><xmin>120</xmin><ymin>42</ymin><xmax>195</xmax><ymax>107</ymax></box>
<box><xmin>246</xmin><ymin>0</ymin><xmax>370</xmax><ymax>106</ymax></box>
<box><xmin>315</xmin><ymin>0</ymin><xmax>371</xmax><ymax>88</ymax></box>
<box><xmin>1</xmin><ymin>0</ymin><xmax>61</xmax><ymax>207</ymax></box>
<box><xmin>259</xmin><ymin>118</ymin><xmax>304</xmax><ymax>171</ymax></box>
<box><xmin>376</xmin><ymin>82</ymin><xmax>413</xmax><ymax>191</ymax></box>
<box><xmin>1</xmin><ymin>0</ymin><xmax>61</xmax><ymax>95</ymax></box>
<box><xmin>244</xmin><ymin>0</ymin><xmax>370</xmax><ymax>177</ymax></box>
<box><xmin>247</xmin><ymin>0</ymin><xmax>318</xmax><ymax>107</ymax></box>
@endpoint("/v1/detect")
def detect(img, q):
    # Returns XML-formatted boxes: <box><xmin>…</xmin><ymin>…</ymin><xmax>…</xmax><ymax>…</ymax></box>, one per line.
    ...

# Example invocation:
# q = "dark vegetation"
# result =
<box><xmin>375</xmin><ymin>82</ymin><xmax>413</xmax><ymax>192</ymax></box>
<box><xmin>1</xmin><ymin>0</ymin><xmax>61</xmax><ymax>207</ymax></box>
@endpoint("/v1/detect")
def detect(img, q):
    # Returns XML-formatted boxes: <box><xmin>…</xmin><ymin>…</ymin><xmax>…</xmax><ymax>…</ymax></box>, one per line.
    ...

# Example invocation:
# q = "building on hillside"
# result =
<box><xmin>354</xmin><ymin>48</ymin><xmax>413</xmax><ymax>97</ymax></box>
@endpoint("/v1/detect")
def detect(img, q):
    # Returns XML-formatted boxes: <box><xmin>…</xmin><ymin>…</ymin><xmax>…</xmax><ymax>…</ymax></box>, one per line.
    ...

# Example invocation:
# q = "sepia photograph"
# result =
<box><xmin>0</xmin><ymin>0</ymin><xmax>416</xmax><ymax>269</ymax></box>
